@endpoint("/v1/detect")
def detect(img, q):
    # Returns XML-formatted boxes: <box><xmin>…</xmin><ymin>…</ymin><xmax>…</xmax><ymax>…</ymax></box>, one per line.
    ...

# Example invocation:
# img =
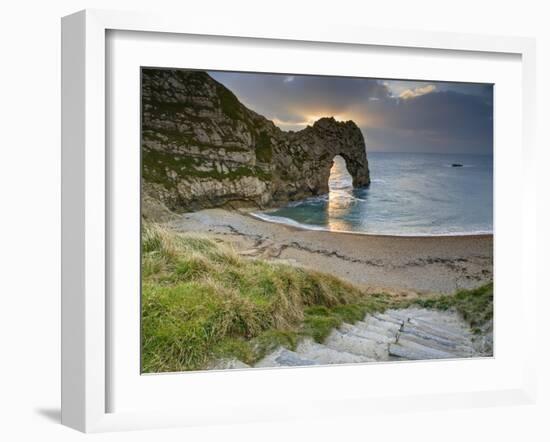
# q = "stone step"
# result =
<box><xmin>408</xmin><ymin>311</ymin><xmax>470</xmax><ymax>330</ymax></box>
<box><xmin>339</xmin><ymin>323</ymin><xmax>396</xmax><ymax>344</ymax></box>
<box><xmin>295</xmin><ymin>339</ymin><xmax>373</xmax><ymax>365</ymax></box>
<box><xmin>254</xmin><ymin>347</ymin><xmax>318</xmax><ymax>368</ymax></box>
<box><xmin>397</xmin><ymin>331</ymin><xmax>473</xmax><ymax>357</ymax></box>
<box><xmin>389</xmin><ymin>344</ymin><xmax>443</xmax><ymax>360</ymax></box>
<box><xmin>384</xmin><ymin>309</ymin><xmax>415</xmax><ymax>321</ymax></box>
<box><xmin>372</xmin><ymin>312</ymin><xmax>405</xmax><ymax>326</ymax></box>
<box><xmin>410</xmin><ymin>311</ymin><xmax>470</xmax><ymax>327</ymax></box>
<box><xmin>324</xmin><ymin>330</ymin><xmax>389</xmax><ymax>360</ymax></box>
<box><xmin>385</xmin><ymin>308</ymin><xmax>462</xmax><ymax>326</ymax></box>
<box><xmin>363</xmin><ymin>315</ymin><xmax>402</xmax><ymax>334</ymax></box>
<box><xmin>389</xmin><ymin>339</ymin><xmax>457</xmax><ymax>360</ymax></box>
<box><xmin>407</xmin><ymin>318</ymin><xmax>471</xmax><ymax>342</ymax></box>
<box><xmin>354</xmin><ymin>320</ymin><xmax>399</xmax><ymax>339</ymax></box>
<box><xmin>248</xmin><ymin>306</ymin><xmax>486</xmax><ymax>369</ymax></box>
<box><xmin>400</xmin><ymin>324</ymin><xmax>463</xmax><ymax>349</ymax></box>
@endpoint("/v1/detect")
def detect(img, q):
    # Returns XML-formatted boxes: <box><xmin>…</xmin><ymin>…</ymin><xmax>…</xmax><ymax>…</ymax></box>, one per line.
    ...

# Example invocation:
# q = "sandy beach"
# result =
<box><xmin>166</xmin><ymin>208</ymin><xmax>493</xmax><ymax>295</ymax></box>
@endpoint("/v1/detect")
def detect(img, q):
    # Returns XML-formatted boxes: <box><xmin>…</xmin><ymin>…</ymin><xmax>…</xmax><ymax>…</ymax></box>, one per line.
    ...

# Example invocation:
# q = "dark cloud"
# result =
<box><xmin>364</xmin><ymin>91</ymin><xmax>493</xmax><ymax>153</ymax></box>
<box><xmin>209</xmin><ymin>70</ymin><xmax>493</xmax><ymax>155</ymax></box>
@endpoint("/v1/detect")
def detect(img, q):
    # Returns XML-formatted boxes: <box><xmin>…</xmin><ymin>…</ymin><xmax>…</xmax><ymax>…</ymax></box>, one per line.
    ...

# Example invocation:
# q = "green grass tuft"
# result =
<box><xmin>412</xmin><ymin>283</ymin><xmax>493</xmax><ymax>328</ymax></box>
<box><xmin>302</xmin><ymin>312</ymin><xmax>342</xmax><ymax>342</ymax></box>
<box><xmin>255</xmin><ymin>131</ymin><xmax>273</xmax><ymax>163</ymax></box>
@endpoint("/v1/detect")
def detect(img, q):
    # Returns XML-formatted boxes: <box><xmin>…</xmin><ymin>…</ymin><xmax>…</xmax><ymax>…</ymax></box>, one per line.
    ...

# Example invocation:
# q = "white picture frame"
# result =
<box><xmin>61</xmin><ymin>9</ymin><xmax>538</xmax><ymax>433</ymax></box>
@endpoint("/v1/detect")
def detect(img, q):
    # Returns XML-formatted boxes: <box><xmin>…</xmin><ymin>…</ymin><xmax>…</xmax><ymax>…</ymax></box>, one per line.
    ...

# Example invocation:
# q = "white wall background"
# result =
<box><xmin>0</xmin><ymin>1</ymin><xmax>547</xmax><ymax>441</ymax></box>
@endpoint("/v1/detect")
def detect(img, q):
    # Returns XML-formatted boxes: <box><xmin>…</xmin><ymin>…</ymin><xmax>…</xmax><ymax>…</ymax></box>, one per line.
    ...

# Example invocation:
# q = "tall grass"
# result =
<box><xmin>141</xmin><ymin>223</ymin><xmax>388</xmax><ymax>372</ymax></box>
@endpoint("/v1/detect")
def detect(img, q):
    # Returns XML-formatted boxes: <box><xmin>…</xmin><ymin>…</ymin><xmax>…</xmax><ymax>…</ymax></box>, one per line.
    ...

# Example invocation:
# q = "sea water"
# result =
<box><xmin>254</xmin><ymin>152</ymin><xmax>493</xmax><ymax>236</ymax></box>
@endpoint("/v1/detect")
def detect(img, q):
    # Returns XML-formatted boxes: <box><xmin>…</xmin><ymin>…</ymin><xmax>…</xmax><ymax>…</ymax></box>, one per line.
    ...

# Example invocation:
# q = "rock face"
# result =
<box><xmin>141</xmin><ymin>69</ymin><xmax>370</xmax><ymax>213</ymax></box>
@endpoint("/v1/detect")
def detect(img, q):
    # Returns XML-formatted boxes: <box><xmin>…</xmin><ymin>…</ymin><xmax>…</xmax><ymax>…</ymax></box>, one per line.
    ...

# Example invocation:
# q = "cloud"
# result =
<box><xmin>208</xmin><ymin>70</ymin><xmax>493</xmax><ymax>154</ymax></box>
<box><xmin>399</xmin><ymin>84</ymin><xmax>436</xmax><ymax>99</ymax></box>
<box><xmin>365</xmin><ymin>90</ymin><xmax>493</xmax><ymax>153</ymax></box>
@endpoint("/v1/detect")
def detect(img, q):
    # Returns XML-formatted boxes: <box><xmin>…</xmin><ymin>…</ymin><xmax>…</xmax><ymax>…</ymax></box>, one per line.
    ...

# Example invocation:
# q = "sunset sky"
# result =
<box><xmin>209</xmin><ymin>71</ymin><xmax>493</xmax><ymax>155</ymax></box>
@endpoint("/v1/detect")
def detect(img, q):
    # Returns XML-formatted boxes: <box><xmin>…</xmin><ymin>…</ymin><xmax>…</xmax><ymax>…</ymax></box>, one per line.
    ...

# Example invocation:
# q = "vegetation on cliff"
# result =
<box><xmin>141</xmin><ymin>223</ymin><xmax>493</xmax><ymax>373</ymax></box>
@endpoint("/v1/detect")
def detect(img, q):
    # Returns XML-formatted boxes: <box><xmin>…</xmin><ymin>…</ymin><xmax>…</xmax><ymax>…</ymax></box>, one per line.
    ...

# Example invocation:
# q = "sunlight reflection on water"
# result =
<box><xmin>327</xmin><ymin>156</ymin><xmax>354</xmax><ymax>231</ymax></box>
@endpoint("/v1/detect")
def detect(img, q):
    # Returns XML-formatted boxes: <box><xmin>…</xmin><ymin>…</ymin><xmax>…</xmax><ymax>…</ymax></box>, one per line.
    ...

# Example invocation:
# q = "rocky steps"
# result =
<box><xmin>213</xmin><ymin>307</ymin><xmax>491</xmax><ymax>370</ymax></box>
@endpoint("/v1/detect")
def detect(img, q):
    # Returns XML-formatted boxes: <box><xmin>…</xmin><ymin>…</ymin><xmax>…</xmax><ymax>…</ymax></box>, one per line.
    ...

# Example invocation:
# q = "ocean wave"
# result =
<box><xmin>283</xmin><ymin>195</ymin><xmax>329</xmax><ymax>207</ymax></box>
<box><xmin>250</xmin><ymin>212</ymin><xmax>492</xmax><ymax>237</ymax></box>
<box><xmin>250</xmin><ymin>213</ymin><xmax>328</xmax><ymax>231</ymax></box>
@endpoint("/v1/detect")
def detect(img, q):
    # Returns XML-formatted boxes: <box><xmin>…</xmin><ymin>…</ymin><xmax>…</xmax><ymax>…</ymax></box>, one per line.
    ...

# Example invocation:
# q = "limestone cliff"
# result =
<box><xmin>141</xmin><ymin>69</ymin><xmax>370</xmax><ymax>214</ymax></box>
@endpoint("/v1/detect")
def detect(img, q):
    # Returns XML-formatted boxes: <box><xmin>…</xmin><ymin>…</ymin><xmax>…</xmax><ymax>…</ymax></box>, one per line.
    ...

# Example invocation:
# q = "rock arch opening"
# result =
<box><xmin>328</xmin><ymin>155</ymin><xmax>354</xmax><ymax>192</ymax></box>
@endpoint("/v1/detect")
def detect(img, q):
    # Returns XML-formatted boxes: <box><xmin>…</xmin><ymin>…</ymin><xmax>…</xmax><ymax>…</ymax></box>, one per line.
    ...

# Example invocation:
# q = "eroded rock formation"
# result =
<box><xmin>141</xmin><ymin>69</ymin><xmax>370</xmax><ymax>214</ymax></box>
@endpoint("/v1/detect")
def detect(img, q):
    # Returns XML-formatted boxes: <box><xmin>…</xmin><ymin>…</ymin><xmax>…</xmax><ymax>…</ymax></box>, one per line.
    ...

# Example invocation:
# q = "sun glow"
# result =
<box><xmin>272</xmin><ymin>111</ymin><xmax>376</xmax><ymax>133</ymax></box>
<box><xmin>326</xmin><ymin>156</ymin><xmax>354</xmax><ymax>231</ymax></box>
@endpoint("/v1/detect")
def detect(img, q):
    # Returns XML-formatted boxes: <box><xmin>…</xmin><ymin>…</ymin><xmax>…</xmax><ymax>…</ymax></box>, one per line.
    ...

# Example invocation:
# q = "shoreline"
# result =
<box><xmin>166</xmin><ymin>208</ymin><xmax>493</xmax><ymax>295</ymax></box>
<box><xmin>247</xmin><ymin>210</ymin><xmax>493</xmax><ymax>240</ymax></box>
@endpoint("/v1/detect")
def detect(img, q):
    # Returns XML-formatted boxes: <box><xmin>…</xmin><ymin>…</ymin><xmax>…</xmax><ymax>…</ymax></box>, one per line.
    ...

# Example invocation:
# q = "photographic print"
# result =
<box><xmin>140</xmin><ymin>68</ymin><xmax>493</xmax><ymax>373</ymax></box>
